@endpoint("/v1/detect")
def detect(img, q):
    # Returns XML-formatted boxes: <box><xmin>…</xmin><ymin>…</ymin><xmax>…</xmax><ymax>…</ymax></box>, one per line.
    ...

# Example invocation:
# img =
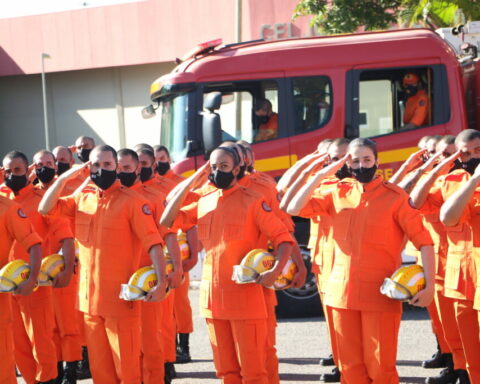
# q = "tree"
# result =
<box><xmin>293</xmin><ymin>0</ymin><xmax>480</xmax><ymax>34</ymax></box>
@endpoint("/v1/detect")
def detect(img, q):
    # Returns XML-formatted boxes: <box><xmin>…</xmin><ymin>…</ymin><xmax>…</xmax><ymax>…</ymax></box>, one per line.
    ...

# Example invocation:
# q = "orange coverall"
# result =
<box><xmin>50</xmin><ymin>180</ymin><xmax>164</xmax><ymax>384</ymax></box>
<box><xmin>1</xmin><ymin>183</ymin><xmax>72</xmax><ymax>384</ymax></box>
<box><xmin>175</xmin><ymin>184</ymin><xmax>294</xmax><ymax>384</ymax></box>
<box><xmin>423</xmin><ymin>169</ymin><xmax>480</xmax><ymax>381</ymax></box>
<box><xmin>403</xmin><ymin>89</ymin><xmax>429</xmax><ymax>127</ymax></box>
<box><xmin>299</xmin><ymin>176</ymin><xmax>433</xmax><ymax>384</ymax></box>
<box><xmin>0</xmin><ymin>196</ymin><xmax>42</xmax><ymax>384</ymax></box>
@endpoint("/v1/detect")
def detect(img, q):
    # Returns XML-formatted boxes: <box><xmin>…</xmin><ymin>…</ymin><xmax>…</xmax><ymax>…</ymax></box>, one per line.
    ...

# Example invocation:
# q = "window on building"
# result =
<box><xmin>291</xmin><ymin>76</ymin><xmax>332</xmax><ymax>133</ymax></box>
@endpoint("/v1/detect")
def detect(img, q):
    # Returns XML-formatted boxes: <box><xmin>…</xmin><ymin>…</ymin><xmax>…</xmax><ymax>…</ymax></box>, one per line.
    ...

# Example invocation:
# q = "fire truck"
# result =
<box><xmin>144</xmin><ymin>23</ymin><xmax>480</xmax><ymax>317</ymax></box>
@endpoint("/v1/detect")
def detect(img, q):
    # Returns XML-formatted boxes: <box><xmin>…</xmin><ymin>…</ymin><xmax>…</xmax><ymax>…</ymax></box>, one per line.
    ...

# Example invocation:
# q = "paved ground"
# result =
<box><xmin>18</xmin><ymin>288</ymin><xmax>441</xmax><ymax>384</ymax></box>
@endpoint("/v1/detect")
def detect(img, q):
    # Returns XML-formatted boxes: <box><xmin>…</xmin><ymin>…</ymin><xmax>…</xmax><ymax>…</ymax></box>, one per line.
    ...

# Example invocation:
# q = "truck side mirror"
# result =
<box><xmin>202</xmin><ymin>92</ymin><xmax>222</xmax><ymax>156</ymax></box>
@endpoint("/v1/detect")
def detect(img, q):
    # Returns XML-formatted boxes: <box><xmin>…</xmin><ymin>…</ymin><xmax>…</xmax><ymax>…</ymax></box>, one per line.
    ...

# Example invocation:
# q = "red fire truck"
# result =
<box><xmin>145</xmin><ymin>27</ymin><xmax>480</xmax><ymax>317</ymax></box>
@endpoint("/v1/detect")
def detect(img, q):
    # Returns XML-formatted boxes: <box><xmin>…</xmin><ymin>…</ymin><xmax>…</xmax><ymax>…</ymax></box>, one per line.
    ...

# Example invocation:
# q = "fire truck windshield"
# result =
<box><xmin>159</xmin><ymin>92</ymin><xmax>190</xmax><ymax>162</ymax></box>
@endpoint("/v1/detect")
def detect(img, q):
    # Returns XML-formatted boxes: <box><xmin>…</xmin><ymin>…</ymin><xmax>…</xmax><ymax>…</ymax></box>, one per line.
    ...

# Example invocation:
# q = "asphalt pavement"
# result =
<box><xmin>18</xmin><ymin>287</ymin><xmax>440</xmax><ymax>384</ymax></box>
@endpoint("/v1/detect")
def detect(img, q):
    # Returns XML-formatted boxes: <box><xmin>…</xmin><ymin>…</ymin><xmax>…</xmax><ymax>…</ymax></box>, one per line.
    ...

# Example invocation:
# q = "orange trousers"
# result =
<box><xmin>266</xmin><ymin>299</ymin><xmax>279</xmax><ymax>384</ymax></box>
<box><xmin>206</xmin><ymin>318</ymin><xmax>268</xmax><ymax>384</ymax></box>
<box><xmin>318</xmin><ymin>282</ymin><xmax>339</xmax><ymax>364</ymax></box>
<box><xmin>141</xmin><ymin>301</ymin><xmax>165</xmax><ymax>384</ymax></box>
<box><xmin>331</xmin><ymin>307</ymin><xmax>401</xmax><ymax>384</ymax></box>
<box><xmin>11</xmin><ymin>288</ymin><xmax>58</xmax><ymax>384</ymax></box>
<box><xmin>453</xmin><ymin>299</ymin><xmax>480</xmax><ymax>383</ymax></box>
<box><xmin>161</xmin><ymin>290</ymin><xmax>176</xmax><ymax>362</ymax></box>
<box><xmin>435</xmin><ymin>292</ymin><xmax>466</xmax><ymax>370</ymax></box>
<box><xmin>173</xmin><ymin>273</ymin><xmax>193</xmax><ymax>334</ymax></box>
<box><xmin>83</xmin><ymin>313</ymin><xmax>141</xmax><ymax>384</ymax></box>
<box><xmin>52</xmin><ymin>274</ymin><xmax>82</xmax><ymax>362</ymax></box>
<box><xmin>0</xmin><ymin>294</ymin><xmax>16</xmax><ymax>384</ymax></box>
<box><xmin>427</xmin><ymin>295</ymin><xmax>450</xmax><ymax>354</ymax></box>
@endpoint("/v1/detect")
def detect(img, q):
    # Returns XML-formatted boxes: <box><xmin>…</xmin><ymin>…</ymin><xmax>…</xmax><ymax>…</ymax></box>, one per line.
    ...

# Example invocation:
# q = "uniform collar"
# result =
<box><xmin>217</xmin><ymin>183</ymin><xmax>239</xmax><ymax>197</ymax></box>
<box><xmin>237</xmin><ymin>173</ymin><xmax>250</xmax><ymax>186</ymax></box>
<box><xmin>130</xmin><ymin>180</ymin><xmax>143</xmax><ymax>191</ymax></box>
<box><xmin>97</xmin><ymin>180</ymin><xmax>122</xmax><ymax>196</ymax></box>
<box><xmin>362</xmin><ymin>175</ymin><xmax>383</xmax><ymax>192</ymax></box>
<box><xmin>15</xmin><ymin>183</ymin><xmax>34</xmax><ymax>198</ymax></box>
<box><xmin>142</xmin><ymin>177</ymin><xmax>156</xmax><ymax>187</ymax></box>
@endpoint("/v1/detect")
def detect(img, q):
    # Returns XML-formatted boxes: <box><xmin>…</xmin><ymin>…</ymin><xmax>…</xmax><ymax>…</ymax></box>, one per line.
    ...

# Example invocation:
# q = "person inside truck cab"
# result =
<box><xmin>254</xmin><ymin>98</ymin><xmax>278</xmax><ymax>142</ymax></box>
<box><xmin>402</xmin><ymin>72</ymin><xmax>430</xmax><ymax>130</ymax></box>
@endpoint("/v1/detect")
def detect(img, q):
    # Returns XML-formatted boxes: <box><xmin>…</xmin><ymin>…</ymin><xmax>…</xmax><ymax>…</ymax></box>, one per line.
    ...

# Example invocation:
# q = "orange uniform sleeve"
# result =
<box><xmin>297</xmin><ymin>190</ymin><xmax>333</xmax><ymax>219</ymax></box>
<box><xmin>130</xmin><ymin>197</ymin><xmax>165</xmax><ymax>252</ymax></box>
<box><xmin>420</xmin><ymin>178</ymin><xmax>444</xmax><ymax>215</ymax></box>
<box><xmin>173</xmin><ymin>202</ymin><xmax>198</xmax><ymax>233</ymax></box>
<box><xmin>5</xmin><ymin>204</ymin><xmax>42</xmax><ymax>251</ymax></box>
<box><xmin>394</xmin><ymin>196</ymin><xmax>433</xmax><ymax>250</ymax></box>
<box><xmin>49</xmin><ymin>194</ymin><xmax>78</xmax><ymax>219</ymax></box>
<box><xmin>253</xmin><ymin>199</ymin><xmax>294</xmax><ymax>248</ymax></box>
<box><xmin>409</xmin><ymin>94</ymin><xmax>429</xmax><ymax>127</ymax></box>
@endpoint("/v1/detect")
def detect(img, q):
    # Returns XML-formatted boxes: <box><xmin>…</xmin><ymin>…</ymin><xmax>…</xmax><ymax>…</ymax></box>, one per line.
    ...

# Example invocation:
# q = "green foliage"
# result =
<box><xmin>294</xmin><ymin>0</ymin><xmax>480</xmax><ymax>34</ymax></box>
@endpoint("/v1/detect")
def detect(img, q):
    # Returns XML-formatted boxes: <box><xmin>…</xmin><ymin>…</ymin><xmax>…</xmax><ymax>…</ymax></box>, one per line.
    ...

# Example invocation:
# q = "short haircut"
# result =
<box><xmin>153</xmin><ymin>145</ymin><xmax>170</xmax><ymax>158</ymax></box>
<box><xmin>76</xmin><ymin>136</ymin><xmax>95</xmax><ymax>146</ymax></box>
<box><xmin>133</xmin><ymin>143</ymin><xmax>154</xmax><ymax>152</ymax></box>
<box><xmin>331</xmin><ymin>138</ymin><xmax>350</xmax><ymax>147</ymax></box>
<box><xmin>33</xmin><ymin>149</ymin><xmax>56</xmax><ymax>163</ymax></box>
<box><xmin>212</xmin><ymin>146</ymin><xmax>240</xmax><ymax>166</ymax></box>
<box><xmin>136</xmin><ymin>148</ymin><xmax>155</xmax><ymax>164</ymax></box>
<box><xmin>3</xmin><ymin>150</ymin><xmax>29</xmax><ymax>168</ymax></box>
<box><xmin>427</xmin><ymin>135</ymin><xmax>443</xmax><ymax>144</ymax></box>
<box><xmin>52</xmin><ymin>146</ymin><xmax>73</xmax><ymax>160</ymax></box>
<box><xmin>254</xmin><ymin>98</ymin><xmax>272</xmax><ymax>112</ymax></box>
<box><xmin>418</xmin><ymin>135</ymin><xmax>430</xmax><ymax>148</ymax></box>
<box><xmin>438</xmin><ymin>135</ymin><xmax>456</xmax><ymax>146</ymax></box>
<box><xmin>92</xmin><ymin>145</ymin><xmax>117</xmax><ymax>163</ymax></box>
<box><xmin>117</xmin><ymin>148</ymin><xmax>139</xmax><ymax>163</ymax></box>
<box><xmin>317</xmin><ymin>138</ymin><xmax>333</xmax><ymax>152</ymax></box>
<box><xmin>349</xmin><ymin>137</ymin><xmax>378</xmax><ymax>159</ymax></box>
<box><xmin>455</xmin><ymin>129</ymin><xmax>480</xmax><ymax>146</ymax></box>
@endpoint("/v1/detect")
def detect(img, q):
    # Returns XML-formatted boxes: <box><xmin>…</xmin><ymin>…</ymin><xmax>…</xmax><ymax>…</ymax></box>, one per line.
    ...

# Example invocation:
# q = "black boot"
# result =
<box><xmin>164</xmin><ymin>362</ymin><xmax>177</xmax><ymax>383</ymax></box>
<box><xmin>319</xmin><ymin>354</ymin><xmax>335</xmax><ymax>366</ymax></box>
<box><xmin>61</xmin><ymin>361</ymin><xmax>77</xmax><ymax>384</ymax></box>
<box><xmin>425</xmin><ymin>368</ymin><xmax>458</xmax><ymax>384</ymax></box>
<box><xmin>455</xmin><ymin>370</ymin><xmax>470</xmax><ymax>384</ymax></box>
<box><xmin>38</xmin><ymin>380</ymin><xmax>56</xmax><ymax>384</ymax></box>
<box><xmin>423</xmin><ymin>342</ymin><xmax>450</xmax><ymax>369</ymax></box>
<box><xmin>176</xmin><ymin>333</ymin><xmax>192</xmax><ymax>364</ymax></box>
<box><xmin>76</xmin><ymin>346</ymin><xmax>92</xmax><ymax>380</ymax></box>
<box><xmin>55</xmin><ymin>361</ymin><xmax>64</xmax><ymax>384</ymax></box>
<box><xmin>320</xmin><ymin>367</ymin><xmax>341</xmax><ymax>382</ymax></box>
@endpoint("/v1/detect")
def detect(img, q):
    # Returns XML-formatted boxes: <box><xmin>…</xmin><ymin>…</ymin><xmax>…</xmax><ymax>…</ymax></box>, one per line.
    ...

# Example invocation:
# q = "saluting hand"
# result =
<box><xmin>433</xmin><ymin>151</ymin><xmax>462</xmax><ymax>176</ymax></box>
<box><xmin>403</xmin><ymin>149</ymin><xmax>428</xmax><ymax>173</ymax></box>
<box><xmin>318</xmin><ymin>153</ymin><xmax>350</xmax><ymax>178</ymax></box>
<box><xmin>58</xmin><ymin>161</ymin><xmax>90</xmax><ymax>182</ymax></box>
<box><xmin>419</xmin><ymin>150</ymin><xmax>443</xmax><ymax>173</ymax></box>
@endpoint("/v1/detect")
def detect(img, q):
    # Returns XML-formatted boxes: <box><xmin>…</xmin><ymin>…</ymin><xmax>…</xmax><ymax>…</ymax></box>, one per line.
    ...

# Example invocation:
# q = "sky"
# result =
<box><xmin>0</xmin><ymin>0</ymin><xmax>144</xmax><ymax>19</ymax></box>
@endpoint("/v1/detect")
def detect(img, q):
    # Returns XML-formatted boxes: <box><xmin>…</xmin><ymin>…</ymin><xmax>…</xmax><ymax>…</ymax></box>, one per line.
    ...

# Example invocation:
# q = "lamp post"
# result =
<box><xmin>41</xmin><ymin>53</ymin><xmax>51</xmax><ymax>150</ymax></box>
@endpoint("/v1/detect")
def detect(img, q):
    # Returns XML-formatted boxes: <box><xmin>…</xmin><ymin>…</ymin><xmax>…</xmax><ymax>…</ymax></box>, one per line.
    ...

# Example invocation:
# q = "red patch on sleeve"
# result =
<box><xmin>17</xmin><ymin>208</ymin><xmax>27</xmax><ymax>218</ymax></box>
<box><xmin>142</xmin><ymin>204</ymin><xmax>152</xmax><ymax>215</ymax></box>
<box><xmin>262</xmin><ymin>202</ymin><xmax>272</xmax><ymax>212</ymax></box>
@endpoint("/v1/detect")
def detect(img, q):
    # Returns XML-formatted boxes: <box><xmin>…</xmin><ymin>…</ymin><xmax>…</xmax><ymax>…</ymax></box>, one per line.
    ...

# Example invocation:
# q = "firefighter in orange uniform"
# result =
<box><xmin>0</xmin><ymin>195</ymin><xmax>42</xmax><ymax>384</ymax></box>
<box><xmin>254</xmin><ymin>99</ymin><xmax>278</xmax><ymax>142</ymax></box>
<box><xmin>39</xmin><ymin>145</ymin><xmax>168</xmax><ymax>384</ymax></box>
<box><xmin>137</xmin><ymin>147</ymin><xmax>184</xmax><ymax>380</ymax></box>
<box><xmin>412</xmin><ymin>129</ymin><xmax>480</xmax><ymax>383</ymax></box>
<box><xmin>117</xmin><ymin>148</ymin><xmax>182</xmax><ymax>384</ymax></box>
<box><xmin>161</xmin><ymin>146</ymin><xmax>295</xmax><ymax>384</ymax></box>
<box><xmin>287</xmin><ymin>138</ymin><xmax>435</xmax><ymax>384</ymax></box>
<box><xmin>402</xmin><ymin>72</ymin><xmax>429</xmax><ymax>130</ymax></box>
<box><xmin>2</xmin><ymin>150</ymin><xmax>75</xmax><ymax>384</ymax></box>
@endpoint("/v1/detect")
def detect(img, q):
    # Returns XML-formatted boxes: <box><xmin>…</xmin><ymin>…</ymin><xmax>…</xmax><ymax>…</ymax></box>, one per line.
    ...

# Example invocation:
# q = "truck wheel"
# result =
<box><xmin>275</xmin><ymin>246</ymin><xmax>323</xmax><ymax>319</ymax></box>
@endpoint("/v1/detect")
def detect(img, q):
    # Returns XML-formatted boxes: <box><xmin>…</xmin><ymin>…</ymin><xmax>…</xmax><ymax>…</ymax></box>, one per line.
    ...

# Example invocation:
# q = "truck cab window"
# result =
<box><xmin>203</xmin><ymin>80</ymin><xmax>279</xmax><ymax>144</ymax></box>
<box><xmin>358</xmin><ymin>68</ymin><xmax>434</xmax><ymax>137</ymax></box>
<box><xmin>292</xmin><ymin>76</ymin><xmax>332</xmax><ymax>133</ymax></box>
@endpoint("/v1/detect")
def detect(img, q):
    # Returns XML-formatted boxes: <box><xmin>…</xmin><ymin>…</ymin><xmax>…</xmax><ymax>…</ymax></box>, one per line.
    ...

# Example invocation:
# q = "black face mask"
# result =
<box><xmin>35</xmin><ymin>166</ymin><xmax>56</xmax><ymax>184</ymax></box>
<box><xmin>246</xmin><ymin>165</ymin><xmax>254</xmax><ymax>173</ymax></box>
<box><xmin>404</xmin><ymin>85</ymin><xmax>418</xmax><ymax>97</ymax></box>
<box><xmin>117</xmin><ymin>172</ymin><xmax>137</xmax><ymax>187</ymax></box>
<box><xmin>237</xmin><ymin>165</ymin><xmax>247</xmax><ymax>180</ymax></box>
<box><xmin>5</xmin><ymin>174</ymin><xmax>28</xmax><ymax>192</ymax></box>
<box><xmin>350</xmin><ymin>165</ymin><xmax>377</xmax><ymax>184</ymax></box>
<box><xmin>335</xmin><ymin>164</ymin><xmax>352</xmax><ymax>180</ymax></box>
<box><xmin>140</xmin><ymin>167</ymin><xmax>153</xmax><ymax>182</ymax></box>
<box><xmin>90</xmin><ymin>169</ymin><xmax>117</xmax><ymax>190</ymax></box>
<box><xmin>256</xmin><ymin>115</ymin><xmax>269</xmax><ymax>125</ymax></box>
<box><xmin>78</xmin><ymin>148</ymin><xmax>92</xmax><ymax>163</ymax></box>
<box><xmin>208</xmin><ymin>170</ymin><xmax>235</xmax><ymax>189</ymax></box>
<box><xmin>156</xmin><ymin>161</ymin><xmax>170</xmax><ymax>176</ymax></box>
<box><xmin>460</xmin><ymin>158</ymin><xmax>480</xmax><ymax>175</ymax></box>
<box><xmin>57</xmin><ymin>162</ymin><xmax>71</xmax><ymax>176</ymax></box>
<box><xmin>450</xmin><ymin>159</ymin><xmax>463</xmax><ymax>172</ymax></box>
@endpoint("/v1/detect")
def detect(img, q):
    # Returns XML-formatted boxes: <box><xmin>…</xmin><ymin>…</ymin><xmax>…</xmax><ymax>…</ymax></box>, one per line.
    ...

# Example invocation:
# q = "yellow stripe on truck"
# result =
<box><xmin>378</xmin><ymin>146</ymin><xmax>418</xmax><ymax>165</ymax></box>
<box><xmin>256</xmin><ymin>155</ymin><xmax>298</xmax><ymax>172</ymax></box>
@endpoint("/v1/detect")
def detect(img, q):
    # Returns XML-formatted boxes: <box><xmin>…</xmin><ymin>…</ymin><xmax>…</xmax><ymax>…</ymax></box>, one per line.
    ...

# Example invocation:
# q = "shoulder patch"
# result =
<box><xmin>17</xmin><ymin>208</ymin><xmax>27</xmax><ymax>218</ymax></box>
<box><xmin>262</xmin><ymin>201</ymin><xmax>272</xmax><ymax>212</ymax></box>
<box><xmin>142</xmin><ymin>203</ymin><xmax>152</xmax><ymax>215</ymax></box>
<box><xmin>277</xmin><ymin>192</ymin><xmax>282</xmax><ymax>202</ymax></box>
<box><xmin>419</xmin><ymin>99</ymin><xmax>425</xmax><ymax>107</ymax></box>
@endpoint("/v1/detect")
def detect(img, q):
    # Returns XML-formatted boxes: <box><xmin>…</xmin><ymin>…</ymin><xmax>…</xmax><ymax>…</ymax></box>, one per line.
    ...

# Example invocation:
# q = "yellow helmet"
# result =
<box><xmin>177</xmin><ymin>232</ymin><xmax>190</xmax><ymax>261</ymax></box>
<box><xmin>232</xmin><ymin>249</ymin><xmax>275</xmax><ymax>284</ymax></box>
<box><xmin>38</xmin><ymin>254</ymin><xmax>65</xmax><ymax>286</ymax></box>
<box><xmin>0</xmin><ymin>260</ymin><xmax>31</xmax><ymax>292</ymax></box>
<box><xmin>380</xmin><ymin>264</ymin><xmax>426</xmax><ymax>301</ymax></box>
<box><xmin>120</xmin><ymin>263</ymin><xmax>173</xmax><ymax>301</ymax></box>
<box><xmin>272</xmin><ymin>259</ymin><xmax>298</xmax><ymax>290</ymax></box>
